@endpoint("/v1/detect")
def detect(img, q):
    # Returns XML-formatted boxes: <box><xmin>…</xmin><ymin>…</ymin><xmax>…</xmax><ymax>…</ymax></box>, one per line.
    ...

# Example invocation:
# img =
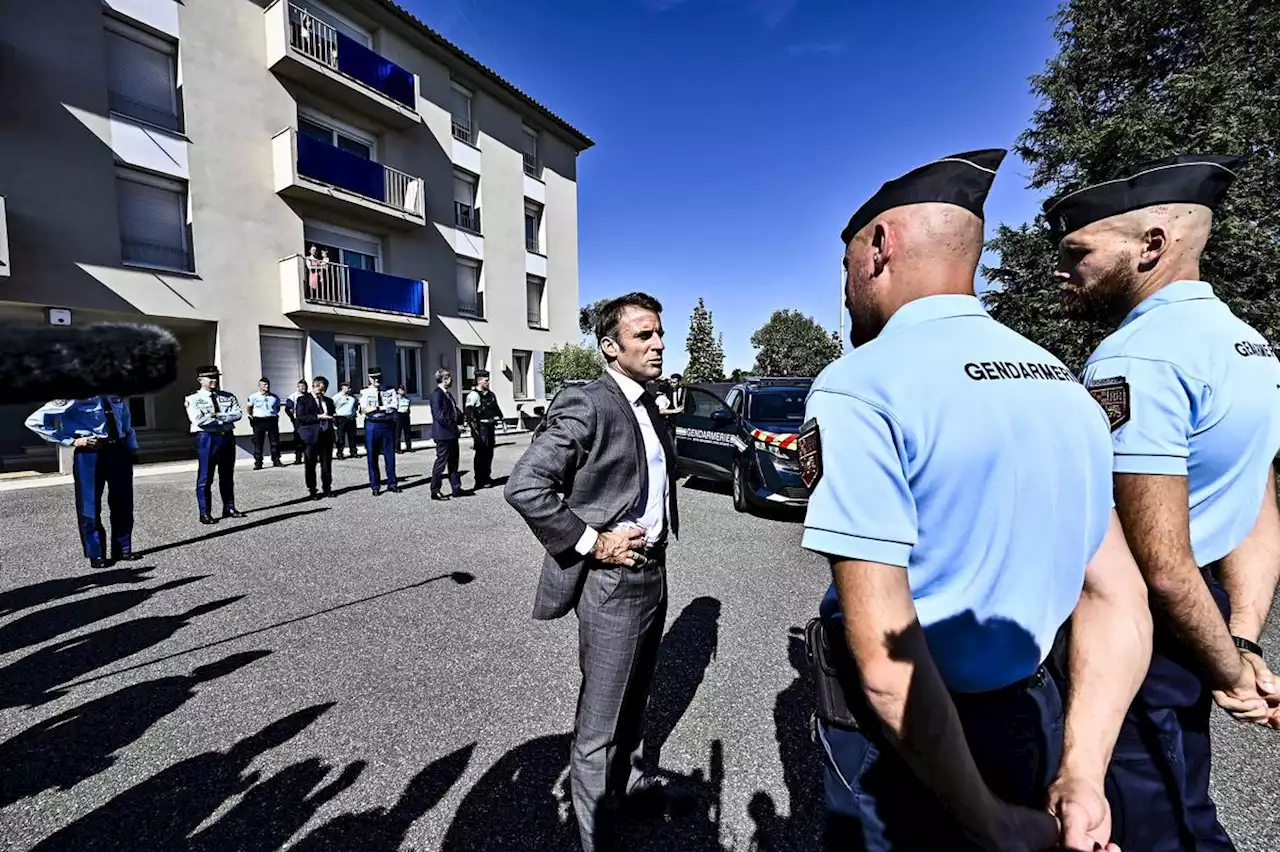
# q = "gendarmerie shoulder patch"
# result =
<box><xmin>797</xmin><ymin>417</ymin><xmax>822</xmax><ymax>491</ymax></box>
<box><xmin>1088</xmin><ymin>376</ymin><xmax>1131</xmax><ymax>431</ymax></box>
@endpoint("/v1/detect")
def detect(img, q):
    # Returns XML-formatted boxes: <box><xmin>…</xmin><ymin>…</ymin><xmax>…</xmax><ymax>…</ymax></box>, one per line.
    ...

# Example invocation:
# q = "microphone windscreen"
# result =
<box><xmin>0</xmin><ymin>323</ymin><xmax>180</xmax><ymax>404</ymax></box>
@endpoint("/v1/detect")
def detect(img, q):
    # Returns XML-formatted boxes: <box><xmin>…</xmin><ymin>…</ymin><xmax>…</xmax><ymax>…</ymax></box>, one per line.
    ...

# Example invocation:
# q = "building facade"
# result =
<box><xmin>0</xmin><ymin>0</ymin><xmax>590</xmax><ymax>470</ymax></box>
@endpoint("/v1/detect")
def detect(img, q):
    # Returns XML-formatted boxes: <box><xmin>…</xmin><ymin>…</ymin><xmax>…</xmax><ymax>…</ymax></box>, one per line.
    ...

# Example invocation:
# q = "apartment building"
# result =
<box><xmin>0</xmin><ymin>0</ymin><xmax>591</xmax><ymax>470</ymax></box>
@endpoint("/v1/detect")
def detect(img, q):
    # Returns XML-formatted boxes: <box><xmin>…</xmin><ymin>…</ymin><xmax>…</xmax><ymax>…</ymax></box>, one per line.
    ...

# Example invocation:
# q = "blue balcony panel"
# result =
<box><xmin>349</xmin><ymin>267</ymin><xmax>425</xmax><ymax>316</ymax></box>
<box><xmin>336</xmin><ymin>32</ymin><xmax>415</xmax><ymax>109</ymax></box>
<box><xmin>297</xmin><ymin>133</ymin><xmax>386</xmax><ymax>202</ymax></box>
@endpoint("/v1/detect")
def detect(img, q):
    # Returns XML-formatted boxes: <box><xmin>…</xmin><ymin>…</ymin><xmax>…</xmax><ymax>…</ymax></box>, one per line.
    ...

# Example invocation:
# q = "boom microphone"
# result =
<box><xmin>0</xmin><ymin>323</ymin><xmax>180</xmax><ymax>404</ymax></box>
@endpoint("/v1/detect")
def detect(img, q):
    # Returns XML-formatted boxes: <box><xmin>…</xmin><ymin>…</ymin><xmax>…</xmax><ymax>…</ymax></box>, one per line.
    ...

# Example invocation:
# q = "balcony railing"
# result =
<box><xmin>458</xmin><ymin>293</ymin><xmax>484</xmax><ymax>318</ymax></box>
<box><xmin>287</xmin><ymin>3</ymin><xmax>415</xmax><ymax>109</ymax></box>
<box><xmin>454</xmin><ymin>202</ymin><xmax>481</xmax><ymax>233</ymax></box>
<box><xmin>122</xmin><ymin>239</ymin><xmax>193</xmax><ymax>272</ymax></box>
<box><xmin>296</xmin><ymin>254</ymin><xmax>426</xmax><ymax>316</ymax></box>
<box><xmin>451</xmin><ymin>116</ymin><xmax>472</xmax><ymax>142</ymax></box>
<box><xmin>523</xmin><ymin>152</ymin><xmax>539</xmax><ymax>177</ymax></box>
<box><xmin>527</xmin><ymin>308</ymin><xmax>544</xmax><ymax>328</ymax></box>
<box><xmin>525</xmin><ymin>237</ymin><xmax>541</xmax><ymax>253</ymax></box>
<box><xmin>296</xmin><ymin>132</ymin><xmax>423</xmax><ymax>217</ymax></box>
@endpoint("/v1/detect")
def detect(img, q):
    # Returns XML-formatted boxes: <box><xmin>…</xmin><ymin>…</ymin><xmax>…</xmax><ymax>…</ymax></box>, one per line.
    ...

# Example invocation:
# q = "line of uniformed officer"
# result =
<box><xmin>359</xmin><ymin>367</ymin><xmax>400</xmax><ymax>495</ymax></box>
<box><xmin>464</xmin><ymin>369</ymin><xmax>506</xmax><ymax>489</ymax></box>
<box><xmin>185</xmin><ymin>365</ymin><xmax>247</xmax><ymax>525</ymax></box>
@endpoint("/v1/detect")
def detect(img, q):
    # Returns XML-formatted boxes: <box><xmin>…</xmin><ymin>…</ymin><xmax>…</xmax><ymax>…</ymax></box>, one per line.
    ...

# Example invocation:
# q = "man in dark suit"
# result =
<box><xmin>429</xmin><ymin>369</ymin><xmax>465</xmax><ymax>501</ymax></box>
<box><xmin>294</xmin><ymin>376</ymin><xmax>336</xmax><ymax>500</ymax></box>
<box><xmin>505</xmin><ymin>292</ymin><xmax>679</xmax><ymax>852</ymax></box>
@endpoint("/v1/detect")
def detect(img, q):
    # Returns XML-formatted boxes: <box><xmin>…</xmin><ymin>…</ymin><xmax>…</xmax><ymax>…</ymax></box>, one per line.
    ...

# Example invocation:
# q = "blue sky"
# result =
<box><xmin>412</xmin><ymin>0</ymin><xmax>1064</xmax><ymax>372</ymax></box>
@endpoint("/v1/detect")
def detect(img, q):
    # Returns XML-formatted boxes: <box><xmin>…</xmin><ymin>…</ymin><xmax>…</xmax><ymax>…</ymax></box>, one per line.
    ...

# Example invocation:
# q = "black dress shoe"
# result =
<box><xmin>200</xmin><ymin>515</ymin><xmax>217</xmax><ymax>525</ymax></box>
<box><xmin>387</xmin><ymin>486</ymin><xmax>401</xmax><ymax>493</ymax></box>
<box><xmin>113</xmin><ymin>552</ymin><xmax>142</xmax><ymax>562</ymax></box>
<box><xmin>310</xmin><ymin>491</ymin><xmax>322</xmax><ymax>501</ymax></box>
<box><xmin>431</xmin><ymin>493</ymin><xmax>450</xmax><ymax>501</ymax></box>
<box><xmin>621</xmin><ymin>775</ymin><xmax>696</xmax><ymax>818</ymax></box>
<box><xmin>323</xmin><ymin>490</ymin><xmax>334</xmax><ymax>498</ymax></box>
<box><xmin>222</xmin><ymin>509</ymin><xmax>248</xmax><ymax>519</ymax></box>
<box><xmin>253</xmin><ymin>462</ymin><xmax>263</xmax><ymax>470</ymax></box>
<box><xmin>89</xmin><ymin>557</ymin><xmax>109</xmax><ymax>570</ymax></box>
<box><xmin>272</xmin><ymin>460</ymin><xmax>284</xmax><ymax>468</ymax></box>
<box><xmin>371</xmin><ymin>488</ymin><xmax>382</xmax><ymax>496</ymax></box>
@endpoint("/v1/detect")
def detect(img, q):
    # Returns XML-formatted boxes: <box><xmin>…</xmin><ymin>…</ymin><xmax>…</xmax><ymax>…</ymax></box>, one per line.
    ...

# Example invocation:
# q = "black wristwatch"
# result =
<box><xmin>1232</xmin><ymin>635</ymin><xmax>1265</xmax><ymax>658</ymax></box>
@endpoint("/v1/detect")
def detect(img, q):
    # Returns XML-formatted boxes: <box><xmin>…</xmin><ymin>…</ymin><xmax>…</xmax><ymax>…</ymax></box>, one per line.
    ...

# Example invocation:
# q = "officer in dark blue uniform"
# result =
<box><xmin>26</xmin><ymin>396</ymin><xmax>140</xmax><ymax>569</ymax></box>
<box><xmin>184</xmin><ymin>365</ymin><xmax>247</xmax><ymax>524</ymax></box>
<box><xmin>803</xmin><ymin>150</ymin><xmax>1149</xmax><ymax>851</ymax></box>
<box><xmin>358</xmin><ymin>367</ymin><xmax>399</xmax><ymax>495</ymax></box>
<box><xmin>1049</xmin><ymin>155</ymin><xmax>1280</xmax><ymax>851</ymax></box>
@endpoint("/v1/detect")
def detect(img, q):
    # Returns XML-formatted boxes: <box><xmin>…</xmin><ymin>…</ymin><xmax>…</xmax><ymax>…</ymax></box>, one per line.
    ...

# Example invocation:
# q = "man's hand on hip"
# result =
<box><xmin>592</xmin><ymin>527</ymin><xmax>646</xmax><ymax>567</ymax></box>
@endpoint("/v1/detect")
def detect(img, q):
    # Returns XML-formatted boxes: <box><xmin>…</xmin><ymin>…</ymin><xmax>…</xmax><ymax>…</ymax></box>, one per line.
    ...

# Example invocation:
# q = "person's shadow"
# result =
<box><xmin>288</xmin><ymin>743</ymin><xmax>476</xmax><ymax>852</ymax></box>
<box><xmin>0</xmin><ymin>595</ymin><xmax>245</xmax><ymax>709</ymax></box>
<box><xmin>0</xmin><ymin>649</ymin><xmax>271</xmax><ymax>808</ymax></box>
<box><xmin>0</xmin><ymin>565</ymin><xmax>154</xmax><ymax>618</ymax></box>
<box><xmin>0</xmin><ymin>576</ymin><xmax>206</xmax><ymax>654</ymax></box>
<box><xmin>29</xmin><ymin>702</ymin><xmax>337</xmax><ymax>852</ymax></box>
<box><xmin>646</xmin><ymin>596</ymin><xmax>721</xmax><ymax>767</ymax></box>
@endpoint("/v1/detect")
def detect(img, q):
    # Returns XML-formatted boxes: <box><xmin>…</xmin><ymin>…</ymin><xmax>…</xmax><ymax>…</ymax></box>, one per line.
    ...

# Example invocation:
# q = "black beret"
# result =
<box><xmin>1043</xmin><ymin>154</ymin><xmax>1242</xmax><ymax>244</ymax></box>
<box><xmin>841</xmin><ymin>149</ymin><xmax>1007</xmax><ymax>245</ymax></box>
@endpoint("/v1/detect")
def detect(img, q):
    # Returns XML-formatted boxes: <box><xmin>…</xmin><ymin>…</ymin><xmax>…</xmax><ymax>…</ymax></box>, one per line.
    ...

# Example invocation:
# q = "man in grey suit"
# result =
<box><xmin>505</xmin><ymin>292</ymin><xmax>679</xmax><ymax>852</ymax></box>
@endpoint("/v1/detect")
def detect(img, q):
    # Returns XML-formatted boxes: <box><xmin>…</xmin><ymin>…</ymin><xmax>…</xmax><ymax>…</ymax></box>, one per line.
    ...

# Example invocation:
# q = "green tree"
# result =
<box><xmin>750</xmin><ymin>309</ymin><xmax>844</xmax><ymax>377</ymax></box>
<box><xmin>579</xmin><ymin>298</ymin><xmax>611</xmax><ymax>338</ymax></box>
<box><xmin>541</xmin><ymin>343</ymin><xmax>603</xmax><ymax>395</ymax></box>
<box><xmin>983</xmin><ymin>0</ymin><xmax>1280</xmax><ymax>371</ymax></box>
<box><xmin>684</xmin><ymin>298</ymin><xmax>725</xmax><ymax>383</ymax></box>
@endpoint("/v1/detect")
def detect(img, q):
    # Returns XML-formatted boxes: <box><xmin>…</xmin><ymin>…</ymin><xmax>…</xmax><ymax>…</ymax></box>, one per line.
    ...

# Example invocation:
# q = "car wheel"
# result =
<box><xmin>732</xmin><ymin>458</ymin><xmax>750</xmax><ymax>513</ymax></box>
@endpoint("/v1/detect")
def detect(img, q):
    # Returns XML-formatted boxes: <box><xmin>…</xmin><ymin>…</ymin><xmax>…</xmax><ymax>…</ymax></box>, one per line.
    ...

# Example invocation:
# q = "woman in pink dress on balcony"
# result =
<box><xmin>305</xmin><ymin>245</ymin><xmax>329</xmax><ymax>292</ymax></box>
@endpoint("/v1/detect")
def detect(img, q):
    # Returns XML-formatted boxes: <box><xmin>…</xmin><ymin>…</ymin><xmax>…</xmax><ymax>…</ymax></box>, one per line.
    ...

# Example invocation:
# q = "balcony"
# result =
<box><xmin>273</xmin><ymin>129</ymin><xmax>425</xmax><ymax>229</ymax></box>
<box><xmin>457</xmin><ymin>292</ymin><xmax>484</xmax><ymax>319</ymax></box>
<box><xmin>280</xmin><ymin>254</ymin><xmax>429</xmax><ymax>326</ymax></box>
<box><xmin>0</xmin><ymin>195</ymin><xmax>8</xmax><ymax>277</ymax></box>
<box><xmin>264</xmin><ymin>0</ymin><xmax>420</xmax><ymax>129</ymax></box>
<box><xmin>454</xmin><ymin>202</ymin><xmax>481</xmax><ymax>234</ymax></box>
<box><xmin>523</xmin><ymin>152</ymin><xmax>540</xmax><ymax>178</ymax></box>
<box><xmin>451</xmin><ymin>116</ymin><xmax>473</xmax><ymax>144</ymax></box>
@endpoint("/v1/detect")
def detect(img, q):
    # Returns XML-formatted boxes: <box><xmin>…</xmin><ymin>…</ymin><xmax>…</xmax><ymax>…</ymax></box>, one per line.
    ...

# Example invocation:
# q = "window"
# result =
<box><xmin>127</xmin><ymin>395</ymin><xmax>154</xmax><ymax>430</ymax></box>
<box><xmin>260</xmin><ymin>329</ymin><xmax>306</xmax><ymax>395</ymax></box>
<box><xmin>748</xmin><ymin>390</ymin><xmax>808</xmax><ymax>423</ymax></box>
<box><xmin>453</xmin><ymin>171</ymin><xmax>480</xmax><ymax>232</ymax></box>
<box><xmin>303</xmin><ymin>223</ymin><xmax>380</xmax><ymax>271</ymax></box>
<box><xmin>335</xmin><ymin>336</ymin><xmax>369</xmax><ymax>388</ymax></box>
<box><xmin>450</xmin><ymin>84</ymin><xmax>473</xmax><ymax>142</ymax></box>
<box><xmin>524</xmin><ymin>201</ymin><xmax>543</xmax><ymax>253</ymax></box>
<box><xmin>512</xmin><ymin>350</ymin><xmax>532</xmax><ymax>400</ymax></box>
<box><xmin>104</xmin><ymin>18</ymin><xmax>180</xmax><ymax>132</ymax></box>
<box><xmin>115</xmin><ymin>168</ymin><xmax>192</xmax><ymax>271</ymax></box>
<box><xmin>460</xmin><ymin>347</ymin><xmax>488</xmax><ymax>391</ymax></box>
<box><xmin>298</xmin><ymin>115</ymin><xmax>374</xmax><ymax>159</ymax></box>
<box><xmin>725</xmin><ymin>389</ymin><xmax>743</xmax><ymax>416</ymax></box>
<box><xmin>522</xmin><ymin>128</ymin><xmax>539</xmax><ymax>177</ymax></box>
<box><xmin>526</xmin><ymin>275</ymin><xmax>546</xmax><ymax>329</ymax></box>
<box><xmin>456</xmin><ymin>259</ymin><xmax>483</xmax><ymax>318</ymax></box>
<box><xmin>396</xmin><ymin>343</ymin><xmax>422</xmax><ymax>396</ymax></box>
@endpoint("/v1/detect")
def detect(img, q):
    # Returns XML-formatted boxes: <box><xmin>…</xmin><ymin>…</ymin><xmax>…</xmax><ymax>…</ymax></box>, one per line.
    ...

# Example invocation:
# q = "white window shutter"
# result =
<box><xmin>260</xmin><ymin>332</ymin><xmax>305</xmax><ymax>394</ymax></box>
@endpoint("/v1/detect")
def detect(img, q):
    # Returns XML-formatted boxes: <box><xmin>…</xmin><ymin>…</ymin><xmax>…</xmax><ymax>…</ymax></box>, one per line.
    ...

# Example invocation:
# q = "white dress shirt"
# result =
<box><xmin>574</xmin><ymin>368</ymin><xmax>670</xmax><ymax>555</ymax></box>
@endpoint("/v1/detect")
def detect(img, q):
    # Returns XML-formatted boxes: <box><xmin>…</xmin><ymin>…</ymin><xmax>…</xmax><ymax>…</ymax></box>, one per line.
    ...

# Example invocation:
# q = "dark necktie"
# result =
<box><xmin>210</xmin><ymin>391</ymin><xmax>221</xmax><ymax>414</ymax></box>
<box><xmin>101</xmin><ymin>396</ymin><xmax>121</xmax><ymax>441</ymax></box>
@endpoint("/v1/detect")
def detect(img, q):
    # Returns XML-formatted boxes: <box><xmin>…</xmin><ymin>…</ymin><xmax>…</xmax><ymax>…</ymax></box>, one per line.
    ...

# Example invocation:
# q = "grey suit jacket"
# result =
<box><xmin>505</xmin><ymin>374</ymin><xmax>679</xmax><ymax>620</ymax></box>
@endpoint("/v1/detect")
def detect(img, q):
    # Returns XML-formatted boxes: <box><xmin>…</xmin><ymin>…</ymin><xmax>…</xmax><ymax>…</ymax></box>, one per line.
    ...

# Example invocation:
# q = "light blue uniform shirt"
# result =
<box><xmin>246</xmin><ymin>391</ymin><xmax>281</xmax><ymax>418</ymax></box>
<box><xmin>359</xmin><ymin>386</ymin><xmax>397</xmax><ymax>422</ymax></box>
<box><xmin>184</xmin><ymin>388</ymin><xmax>243</xmax><ymax>434</ymax></box>
<box><xmin>25</xmin><ymin>397</ymin><xmax>138</xmax><ymax>451</ymax></box>
<box><xmin>1083</xmin><ymin>280</ymin><xmax>1280</xmax><ymax>566</ymax></box>
<box><xmin>803</xmin><ymin>295</ymin><xmax>1114</xmax><ymax>693</ymax></box>
<box><xmin>395</xmin><ymin>392</ymin><xmax>412</xmax><ymax>414</ymax></box>
<box><xmin>331</xmin><ymin>391</ymin><xmax>357</xmax><ymax>418</ymax></box>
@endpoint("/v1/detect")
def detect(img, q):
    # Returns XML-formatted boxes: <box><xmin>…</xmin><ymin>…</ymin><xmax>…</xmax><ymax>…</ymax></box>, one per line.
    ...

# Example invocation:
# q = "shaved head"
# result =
<box><xmin>1056</xmin><ymin>203</ymin><xmax>1213</xmax><ymax>321</ymax></box>
<box><xmin>843</xmin><ymin>202</ymin><xmax>985</xmax><ymax>346</ymax></box>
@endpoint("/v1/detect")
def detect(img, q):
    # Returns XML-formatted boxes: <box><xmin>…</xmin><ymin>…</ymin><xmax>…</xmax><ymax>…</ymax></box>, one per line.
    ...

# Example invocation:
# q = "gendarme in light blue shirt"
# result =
<box><xmin>803</xmin><ymin>295</ymin><xmax>1114</xmax><ymax>693</ymax></box>
<box><xmin>331</xmin><ymin>390</ymin><xmax>357</xmax><ymax>418</ymax></box>
<box><xmin>246</xmin><ymin>391</ymin><xmax>281</xmax><ymax>418</ymax></box>
<box><xmin>1083</xmin><ymin>280</ymin><xmax>1280</xmax><ymax>567</ymax></box>
<box><xmin>25</xmin><ymin>396</ymin><xmax>138</xmax><ymax>451</ymax></box>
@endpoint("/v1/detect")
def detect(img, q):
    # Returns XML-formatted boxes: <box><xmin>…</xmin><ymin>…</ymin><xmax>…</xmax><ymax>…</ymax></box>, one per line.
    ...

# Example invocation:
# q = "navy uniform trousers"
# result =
<box><xmin>1105</xmin><ymin>572</ymin><xmax>1235</xmax><ymax>851</ymax></box>
<box><xmin>820</xmin><ymin>662</ymin><xmax>1063</xmax><ymax>851</ymax></box>
<box><xmin>364</xmin><ymin>419</ymin><xmax>397</xmax><ymax>491</ymax></box>
<box><xmin>195</xmin><ymin>431</ymin><xmax>237</xmax><ymax>516</ymax></box>
<box><xmin>249</xmin><ymin>416</ymin><xmax>281</xmax><ymax>464</ymax></box>
<box><xmin>72</xmin><ymin>442</ymin><xmax>134</xmax><ymax>560</ymax></box>
<box><xmin>472</xmin><ymin>422</ymin><xmax>496</xmax><ymax>486</ymax></box>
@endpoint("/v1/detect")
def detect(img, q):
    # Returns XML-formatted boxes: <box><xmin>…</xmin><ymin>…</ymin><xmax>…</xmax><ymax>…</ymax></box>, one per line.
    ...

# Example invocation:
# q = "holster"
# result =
<box><xmin>804</xmin><ymin>617</ymin><xmax>862</xmax><ymax>730</ymax></box>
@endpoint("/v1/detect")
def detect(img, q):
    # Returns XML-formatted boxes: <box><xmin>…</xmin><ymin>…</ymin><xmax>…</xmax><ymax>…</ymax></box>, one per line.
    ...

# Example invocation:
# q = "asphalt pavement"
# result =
<box><xmin>0</xmin><ymin>436</ymin><xmax>1276</xmax><ymax>851</ymax></box>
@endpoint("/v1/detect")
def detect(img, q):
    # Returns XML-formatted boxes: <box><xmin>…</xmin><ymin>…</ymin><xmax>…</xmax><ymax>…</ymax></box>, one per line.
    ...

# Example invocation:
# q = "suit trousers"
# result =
<box><xmin>334</xmin><ymin>416</ymin><xmax>358</xmax><ymax>457</ymax></box>
<box><xmin>472</xmin><ymin>422</ymin><xmax>496</xmax><ymax>486</ymax></box>
<box><xmin>303</xmin><ymin>431</ymin><xmax>334</xmax><ymax>494</ymax></box>
<box><xmin>571</xmin><ymin>553</ymin><xmax>668</xmax><ymax>852</ymax></box>
<box><xmin>286</xmin><ymin>416</ymin><xmax>303</xmax><ymax>461</ymax></box>
<box><xmin>431</xmin><ymin>438</ymin><xmax>462</xmax><ymax>495</ymax></box>
<box><xmin>195</xmin><ymin>432</ymin><xmax>236</xmax><ymax>516</ymax></box>
<box><xmin>72</xmin><ymin>443</ymin><xmax>133</xmax><ymax>560</ymax></box>
<box><xmin>249</xmin><ymin>416</ymin><xmax>281</xmax><ymax>463</ymax></box>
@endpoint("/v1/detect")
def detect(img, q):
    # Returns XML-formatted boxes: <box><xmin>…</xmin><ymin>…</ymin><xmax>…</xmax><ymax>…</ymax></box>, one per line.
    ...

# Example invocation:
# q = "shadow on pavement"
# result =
<box><xmin>0</xmin><ymin>595</ymin><xmax>245</xmax><ymax>709</ymax></box>
<box><xmin>28</xmin><ymin>702</ymin><xmax>337</xmax><ymax>852</ymax></box>
<box><xmin>130</xmin><ymin>508</ymin><xmax>331</xmax><ymax>559</ymax></box>
<box><xmin>0</xmin><ymin>576</ymin><xmax>206</xmax><ymax>654</ymax></box>
<box><xmin>0</xmin><ymin>566</ymin><xmax>154</xmax><ymax>618</ymax></box>
<box><xmin>647</xmin><ymin>596</ymin><xmax>721</xmax><ymax>767</ymax></box>
<box><xmin>0</xmin><ymin>649</ymin><xmax>271</xmax><ymax>808</ymax></box>
<box><xmin>746</xmin><ymin>627</ymin><xmax>824</xmax><ymax>851</ymax></box>
<box><xmin>248</xmin><ymin>476</ymin><xmax>421</xmax><ymax>512</ymax></box>
<box><xmin>289</xmin><ymin>743</ymin><xmax>475</xmax><ymax>852</ymax></box>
